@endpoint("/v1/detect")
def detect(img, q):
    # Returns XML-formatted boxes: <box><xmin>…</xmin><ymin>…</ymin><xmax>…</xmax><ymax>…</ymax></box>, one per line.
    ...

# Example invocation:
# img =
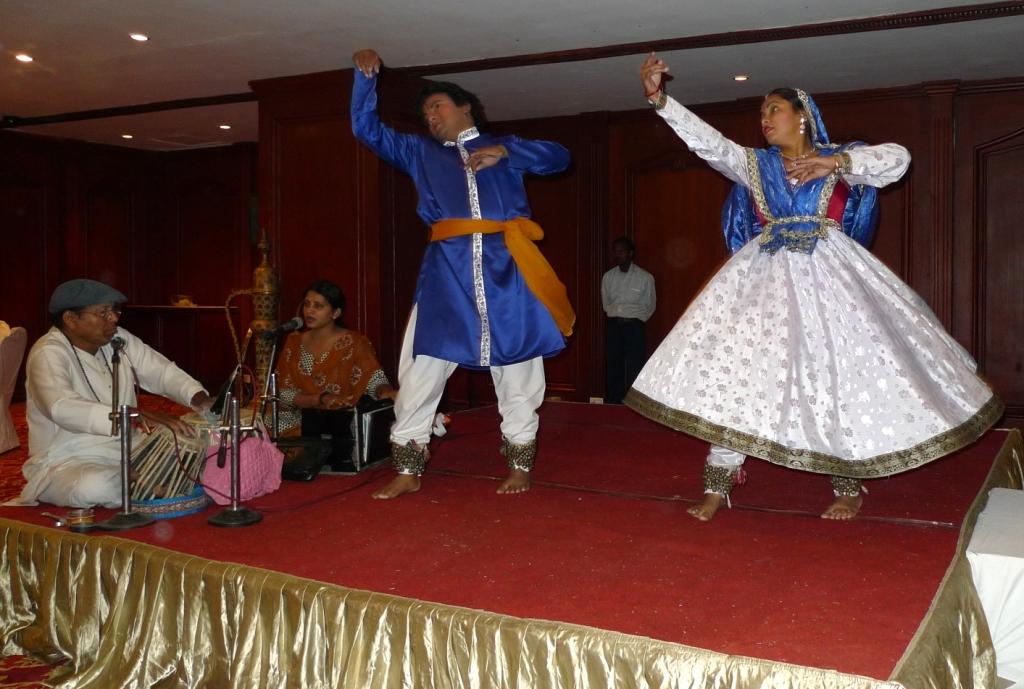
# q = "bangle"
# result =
<box><xmin>644</xmin><ymin>84</ymin><xmax>663</xmax><ymax>98</ymax></box>
<box><xmin>648</xmin><ymin>90</ymin><xmax>668</xmax><ymax>110</ymax></box>
<box><xmin>834</xmin><ymin>151</ymin><xmax>852</xmax><ymax>175</ymax></box>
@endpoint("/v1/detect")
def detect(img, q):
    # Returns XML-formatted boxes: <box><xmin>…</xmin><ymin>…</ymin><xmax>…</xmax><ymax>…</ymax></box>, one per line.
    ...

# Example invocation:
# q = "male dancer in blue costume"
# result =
<box><xmin>351</xmin><ymin>49</ymin><xmax>574</xmax><ymax>499</ymax></box>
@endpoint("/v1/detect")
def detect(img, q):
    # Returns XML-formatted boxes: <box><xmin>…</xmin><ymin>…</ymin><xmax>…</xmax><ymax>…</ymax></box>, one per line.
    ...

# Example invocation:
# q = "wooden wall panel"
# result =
<box><xmin>63</xmin><ymin>149</ymin><xmax>152</xmax><ymax>296</ymax></box>
<box><xmin>0</xmin><ymin>134</ymin><xmax>95</xmax><ymax>400</ymax></box>
<box><xmin>83</xmin><ymin>190</ymin><xmax>135</xmax><ymax>291</ymax></box>
<box><xmin>0</xmin><ymin>132</ymin><xmax>257</xmax><ymax>398</ymax></box>
<box><xmin>154</xmin><ymin>145</ymin><xmax>258</xmax><ymax>386</ymax></box>
<box><xmin>0</xmin><ymin>184</ymin><xmax>50</xmax><ymax>337</ymax></box>
<box><xmin>0</xmin><ymin>183</ymin><xmax>51</xmax><ymax>398</ymax></box>
<box><xmin>953</xmin><ymin>81</ymin><xmax>1024</xmax><ymax>427</ymax></box>
<box><xmin>276</xmin><ymin>117</ymin><xmax>361</xmax><ymax>320</ymax></box>
<box><xmin>170</xmin><ymin>187</ymin><xmax>238</xmax><ymax>305</ymax></box>
<box><xmin>978</xmin><ymin>140</ymin><xmax>1024</xmax><ymax>410</ymax></box>
<box><xmin>158</xmin><ymin>145</ymin><xmax>257</xmax><ymax>311</ymax></box>
<box><xmin>628</xmin><ymin>163</ymin><xmax>730</xmax><ymax>352</ymax></box>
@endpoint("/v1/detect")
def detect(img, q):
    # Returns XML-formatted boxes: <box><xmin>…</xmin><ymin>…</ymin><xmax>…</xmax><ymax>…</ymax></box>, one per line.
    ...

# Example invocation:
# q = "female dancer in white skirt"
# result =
<box><xmin>625</xmin><ymin>53</ymin><xmax>1002</xmax><ymax>522</ymax></box>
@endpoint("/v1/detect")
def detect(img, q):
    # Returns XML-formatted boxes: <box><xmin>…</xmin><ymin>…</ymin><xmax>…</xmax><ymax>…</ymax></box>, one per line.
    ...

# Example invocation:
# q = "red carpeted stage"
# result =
<box><xmin>1</xmin><ymin>398</ymin><xmax>1021</xmax><ymax>688</ymax></box>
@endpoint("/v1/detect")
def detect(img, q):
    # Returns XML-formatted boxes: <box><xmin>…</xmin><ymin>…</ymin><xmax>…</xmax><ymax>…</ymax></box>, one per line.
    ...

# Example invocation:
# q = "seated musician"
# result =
<box><xmin>15</xmin><ymin>279</ymin><xmax>212</xmax><ymax>508</ymax></box>
<box><xmin>274</xmin><ymin>279</ymin><xmax>396</xmax><ymax>436</ymax></box>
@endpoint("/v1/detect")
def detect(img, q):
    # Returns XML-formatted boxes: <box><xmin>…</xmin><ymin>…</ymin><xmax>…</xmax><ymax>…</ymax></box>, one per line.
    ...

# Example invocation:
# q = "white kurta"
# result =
<box><xmin>602</xmin><ymin>263</ymin><xmax>656</xmax><ymax>322</ymax></box>
<box><xmin>15</xmin><ymin>326</ymin><xmax>205</xmax><ymax>506</ymax></box>
<box><xmin>626</xmin><ymin>97</ymin><xmax>1001</xmax><ymax>478</ymax></box>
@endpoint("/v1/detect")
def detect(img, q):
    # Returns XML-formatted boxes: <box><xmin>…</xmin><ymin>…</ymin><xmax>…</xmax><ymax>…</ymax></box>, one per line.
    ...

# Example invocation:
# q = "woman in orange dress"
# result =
<box><xmin>274</xmin><ymin>279</ymin><xmax>396</xmax><ymax>436</ymax></box>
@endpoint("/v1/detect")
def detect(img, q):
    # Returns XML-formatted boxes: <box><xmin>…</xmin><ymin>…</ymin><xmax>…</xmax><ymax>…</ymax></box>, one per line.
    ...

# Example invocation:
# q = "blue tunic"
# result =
<box><xmin>351</xmin><ymin>72</ymin><xmax>571</xmax><ymax>368</ymax></box>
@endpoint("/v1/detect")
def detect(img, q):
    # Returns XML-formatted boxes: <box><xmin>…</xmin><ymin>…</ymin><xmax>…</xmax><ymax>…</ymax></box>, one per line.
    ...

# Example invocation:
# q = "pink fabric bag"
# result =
<box><xmin>202</xmin><ymin>427</ymin><xmax>284</xmax><ymax>505</ymax></box>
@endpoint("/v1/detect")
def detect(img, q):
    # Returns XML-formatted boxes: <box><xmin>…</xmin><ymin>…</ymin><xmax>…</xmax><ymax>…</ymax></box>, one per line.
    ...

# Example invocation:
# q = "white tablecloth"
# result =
<box><xmin>967</xmin><ymin>487</ymin><xmax>1024</xmax><ymax>687</ymax></box>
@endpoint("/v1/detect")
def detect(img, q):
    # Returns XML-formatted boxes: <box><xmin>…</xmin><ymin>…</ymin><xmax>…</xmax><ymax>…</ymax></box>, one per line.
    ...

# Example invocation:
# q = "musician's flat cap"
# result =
<box><xmin>48</xmin><ymin>279</ymin><xmax>127</xmax><ymax>313</ymax></box>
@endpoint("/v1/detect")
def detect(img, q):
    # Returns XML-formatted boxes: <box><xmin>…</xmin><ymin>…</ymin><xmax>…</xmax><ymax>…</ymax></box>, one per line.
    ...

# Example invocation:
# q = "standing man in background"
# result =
<box><xmin>602</xmin><ymin>236</ymin><xmax>655</xmax><ymax>404</ymax></box>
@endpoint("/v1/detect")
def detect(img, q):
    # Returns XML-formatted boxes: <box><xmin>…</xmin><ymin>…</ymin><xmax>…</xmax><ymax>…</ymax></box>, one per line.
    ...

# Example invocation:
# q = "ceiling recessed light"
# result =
<box><xmin>121</xmin><ymin>134</ymin><xmax>134</xmax><ymax>140</ymax></box>
<box><xmin>130</xmin><ymin>33</ymin><xmax>149</xmax><ymax>42</ymax></box>
<box><xmin>733</xmin><ymin>74</ymin><xmax>749</xmax><ymax>82</ymax></box>
<box><xmin>15</xmin><ymin>54</ymin><xmax>33</xmax><ymax>63</ymax></box>
<box><xmin>218</xmin><ymin>124</ymin><xmax>232</xmax><ymax>130</ymax></box>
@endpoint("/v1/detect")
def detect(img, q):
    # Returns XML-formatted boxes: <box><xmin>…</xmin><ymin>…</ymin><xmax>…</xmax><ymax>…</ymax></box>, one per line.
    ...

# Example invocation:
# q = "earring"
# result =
<box><xmin>799</xmin><ymin>117</ymin><xmax>806</xmax><ymax>135</ymax></box>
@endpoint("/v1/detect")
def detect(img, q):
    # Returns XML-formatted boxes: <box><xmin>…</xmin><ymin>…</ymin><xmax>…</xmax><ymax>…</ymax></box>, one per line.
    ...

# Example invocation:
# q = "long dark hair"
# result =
<box><xmin>416</xmin><ymin>81</ymin><xmax>488</xmax><ymax>130</ymax></box>
<box><xmin>302</xmin><ymin>279</ymin><xmax>345</xmax><ymax>327</ymax></box>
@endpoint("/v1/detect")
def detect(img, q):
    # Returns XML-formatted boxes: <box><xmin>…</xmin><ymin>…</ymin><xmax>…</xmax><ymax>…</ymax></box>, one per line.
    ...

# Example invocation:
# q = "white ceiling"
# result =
<box><xmin>2</xmin><ymin>0</ymin><xmax>1022</xmax><ymax>150</ymax></box>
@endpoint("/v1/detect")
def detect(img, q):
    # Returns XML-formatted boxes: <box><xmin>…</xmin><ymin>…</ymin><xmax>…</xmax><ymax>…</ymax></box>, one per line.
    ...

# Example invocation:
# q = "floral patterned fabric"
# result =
<box><xmin>627</xmin><ymin>230</ymin><xmax>1000</xmax><ymax>477</ymax></box>
<box><xmin>273</xmin><ymin>331</ymin><xmax>389</xmax><ymax>434</ymax></box>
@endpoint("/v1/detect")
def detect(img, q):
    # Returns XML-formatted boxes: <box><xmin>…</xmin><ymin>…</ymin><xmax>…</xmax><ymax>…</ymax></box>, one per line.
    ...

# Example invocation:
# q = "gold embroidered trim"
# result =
<box><xmin>746</xmin><ymin>148</ymin><xmax>770</xmax><ymax>219</ymax></box>
<box><xmin>623</xmin><ymin>388</ymin><xmax>1004</xmax><ymax>478</ymax></box>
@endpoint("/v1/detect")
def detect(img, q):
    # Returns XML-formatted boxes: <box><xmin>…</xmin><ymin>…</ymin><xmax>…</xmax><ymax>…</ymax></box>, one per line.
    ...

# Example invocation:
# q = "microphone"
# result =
<box><xmin>262</xmin><ymin>316</ymin><xmax>304</xmax><ymax>338</ymax></box>
<box><xmin>110</xmin><ymin>335</ymin><xmax>126</xmax><ymax>364</ymax></box>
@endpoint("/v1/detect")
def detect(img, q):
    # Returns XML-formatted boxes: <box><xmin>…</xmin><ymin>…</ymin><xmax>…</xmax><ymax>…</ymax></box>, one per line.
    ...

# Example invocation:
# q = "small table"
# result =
<box><xmin>967</xmin><ymin>487</ymin><xmax>1024</xmax><ymax>687</ymax></box>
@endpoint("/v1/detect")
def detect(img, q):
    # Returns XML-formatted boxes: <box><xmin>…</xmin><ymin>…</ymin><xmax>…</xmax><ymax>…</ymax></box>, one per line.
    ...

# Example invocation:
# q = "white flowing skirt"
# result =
<box><xmin>625</xmin><ymin>232</ymin><xmax>1001</xmax><ymax>478</ymax></box>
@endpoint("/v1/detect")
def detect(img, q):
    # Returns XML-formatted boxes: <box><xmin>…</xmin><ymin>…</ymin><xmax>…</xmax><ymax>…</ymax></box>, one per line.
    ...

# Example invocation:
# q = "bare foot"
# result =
<box><xmin>821</xmin><ymin>495</ymin><xmax>863</xmax><ymax>520</ymax></box>
<box><xmin>687</xmin><ymin>493</ymin><xmax>725</xmax><ymax>521</ymax></box>
<box><xmin>372</xmin><ymin>474</ymin><xmax>421</xmax><ymax>499</ymax></box>
<box><xmin>496</xmin><ymin>468</ymin><xmax>531</xmax><ymax>494</ymax></box>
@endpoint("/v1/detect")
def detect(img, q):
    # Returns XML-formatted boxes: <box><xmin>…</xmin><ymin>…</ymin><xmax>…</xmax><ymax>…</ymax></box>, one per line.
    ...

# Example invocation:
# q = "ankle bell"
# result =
<box><xmin>500</xmin><ymin>438</ymin><xmax>537</xmax><ymax>472</ymax></box>
<box><xmin>391</xmin><ymin>441</ymin><xmax>427</xmax><ymax>477</ymax></box>
<box><xmin>830</xmin><ymin>475</ymin><xmax>863</xmax><ymax>497</ymax></box>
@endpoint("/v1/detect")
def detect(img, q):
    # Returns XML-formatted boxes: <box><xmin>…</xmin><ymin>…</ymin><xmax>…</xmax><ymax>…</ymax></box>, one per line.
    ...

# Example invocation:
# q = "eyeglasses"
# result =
<box><xmin>78</xmin><ymin>306</ymin><xmax>123</xmax><ymax>321</ymax></box>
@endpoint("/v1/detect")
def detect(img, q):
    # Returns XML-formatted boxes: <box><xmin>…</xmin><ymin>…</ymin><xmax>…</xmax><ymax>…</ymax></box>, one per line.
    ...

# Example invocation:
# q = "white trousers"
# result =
<box><xmin>707</xmin><ymin>445</ymin><xmax>745</xmax><ymax>468</ymax></box>
<box><xmin>704</xmin><ymin>445</ymin><xmax>745</xmax><ymax>497</ymax></box>
<box><xmin>390</xmin><ymin>307</ymin><xmax>546</xmax><ymax>446</ymax></box>
<box><xmin>36</xmin><ymin>461</ymin><xmax>122</xmax><ymax>508</ymax></box>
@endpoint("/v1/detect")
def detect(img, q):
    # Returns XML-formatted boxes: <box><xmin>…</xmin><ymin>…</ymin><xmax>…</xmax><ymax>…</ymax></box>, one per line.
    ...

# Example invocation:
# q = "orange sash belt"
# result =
<box><xmin>430</xmin><ymin>217</ymin><xmax>575</xmax><ymax>336</ymax></box>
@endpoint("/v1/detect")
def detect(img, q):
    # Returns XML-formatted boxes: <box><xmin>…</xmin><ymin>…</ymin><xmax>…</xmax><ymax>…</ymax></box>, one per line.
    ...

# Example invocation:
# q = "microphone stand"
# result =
<box><xmin>208</xmin><ymin>393</ymin><xmax>262</xmax><ymax>527</ymax></box>
<box><xmin>209</xmin><ymin>319</ymin><xmax>292</xmax><ymax>526</ymax></box>
<box><xmin>263</xmin><ymin>373</ymin><xmax>280</xmax><ymax>441</ymax></box>
<box><xmin>257</xmin><ymin>331</ymin><xmax>283</xmax><ymax>441</ymax></box>
<box><xmin>98</xmin><ymin>340</ymin><xmax>154</xmax><ymax>531</ymax></box>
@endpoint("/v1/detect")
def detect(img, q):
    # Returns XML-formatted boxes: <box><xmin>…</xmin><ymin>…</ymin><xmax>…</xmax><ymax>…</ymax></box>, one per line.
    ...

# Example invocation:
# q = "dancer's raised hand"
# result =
<box><xmin>352</xmin><ymin>49</ymin><xmax>381</xmax><ymax>77</ymax></box>
<box><xmin>640</xmin><ymin>52</ymin><xmax>670</xmax><ymax>96</ymax></box>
